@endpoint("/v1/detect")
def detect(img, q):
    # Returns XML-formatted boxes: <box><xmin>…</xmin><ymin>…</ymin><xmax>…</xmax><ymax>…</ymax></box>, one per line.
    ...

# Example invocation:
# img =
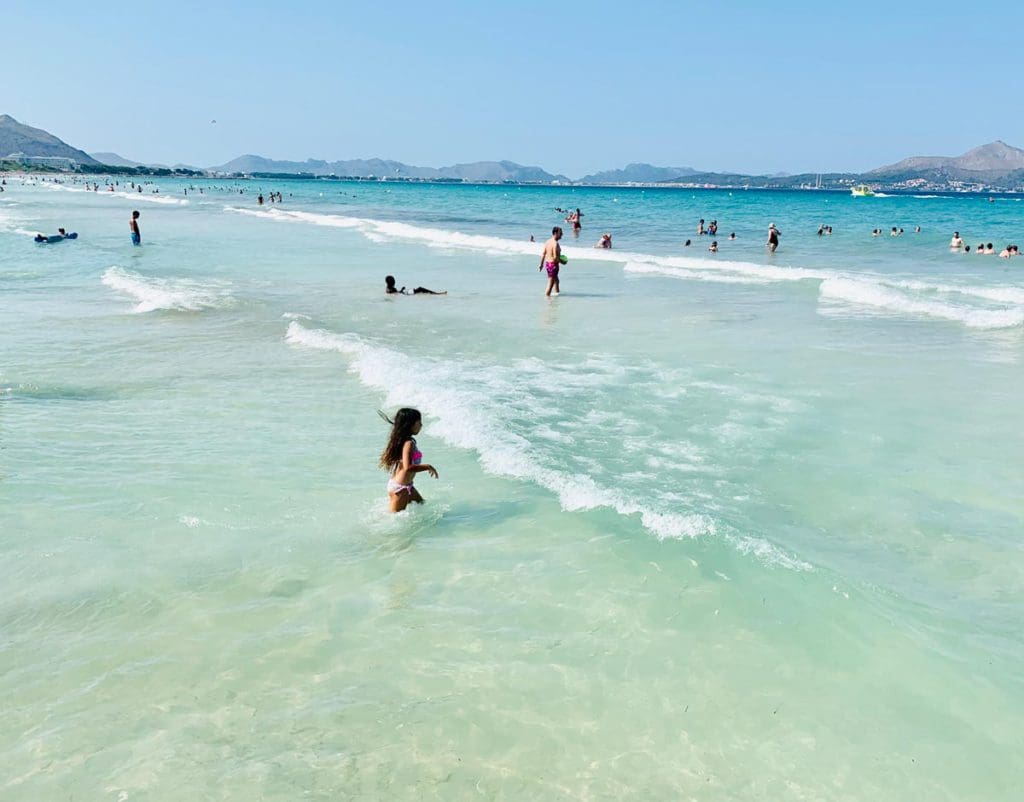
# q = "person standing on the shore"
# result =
<box><xmin>130</xmin><ymin>210</ymin><xmax>141</xmax><ymax>246</ymax></box>
<box><xmin>539</xmin><ymin>226</ymin><xmax>563</xmax><ymax>297</ymax></box>
<box><xmin>766</xmin><ymin>223</ymin><xmax>780</xmax><ymax>253</ymax></box>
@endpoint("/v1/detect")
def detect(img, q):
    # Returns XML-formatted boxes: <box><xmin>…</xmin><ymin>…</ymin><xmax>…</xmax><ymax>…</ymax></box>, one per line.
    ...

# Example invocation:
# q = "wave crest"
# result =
<box><xmin>285</xmin><ymin>321</ymin><xmax>811</xmax><ymax>570</ymax></box>
<box><xmin>102</xmin><ymin>266</ymin><xmax>233</xmax><ymax>313</ymax></box>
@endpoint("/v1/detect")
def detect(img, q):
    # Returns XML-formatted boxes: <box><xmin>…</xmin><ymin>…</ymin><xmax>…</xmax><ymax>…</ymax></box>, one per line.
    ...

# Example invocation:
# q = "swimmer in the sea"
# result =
<box><xmin>385</xmin><ymin>275</ymin><xmax>446</xmax><ymax>295</ymax></box>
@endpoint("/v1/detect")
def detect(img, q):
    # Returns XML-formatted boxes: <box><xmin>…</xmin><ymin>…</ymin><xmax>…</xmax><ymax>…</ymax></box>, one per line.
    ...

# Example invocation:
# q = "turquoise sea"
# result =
<box><xmin>2</xmin><ymin>176</ymin><xmax>1023</xmax><ymax>800</ymax></box>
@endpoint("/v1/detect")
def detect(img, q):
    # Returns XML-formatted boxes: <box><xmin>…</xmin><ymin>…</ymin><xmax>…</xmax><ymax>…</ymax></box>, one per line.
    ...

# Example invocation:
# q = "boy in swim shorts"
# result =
<box><xmin>130</xmin><ymin>210</ymin><xmax>141</xmax><ymax>246</ymax></box>
<box><xmin>539</xmin><ymin>226</ymin><xmax>563</xmax><ymax>296</ymax></box>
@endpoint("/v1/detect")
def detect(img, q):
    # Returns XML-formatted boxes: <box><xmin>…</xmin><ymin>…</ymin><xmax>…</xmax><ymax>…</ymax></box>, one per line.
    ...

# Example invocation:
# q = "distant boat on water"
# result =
<box><xmin>851</xmin><ymin>184</ymin><xmax>876</xmax><ymax>197</ymax></box>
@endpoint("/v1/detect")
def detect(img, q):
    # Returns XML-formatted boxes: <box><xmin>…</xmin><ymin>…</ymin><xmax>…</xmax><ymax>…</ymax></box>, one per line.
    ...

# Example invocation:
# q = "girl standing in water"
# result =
<box><xmin>379</xmin><ymin>408</ymin><xmax>439</xmax><ymax>512</ymax></box>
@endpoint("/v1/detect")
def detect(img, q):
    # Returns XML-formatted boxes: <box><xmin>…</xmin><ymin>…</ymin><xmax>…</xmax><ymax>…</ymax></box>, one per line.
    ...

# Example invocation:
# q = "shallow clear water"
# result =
<box><xmin>2</xmin><ymin>177</ymin><xmax>1023</xmax><ymax>800</ymax></box>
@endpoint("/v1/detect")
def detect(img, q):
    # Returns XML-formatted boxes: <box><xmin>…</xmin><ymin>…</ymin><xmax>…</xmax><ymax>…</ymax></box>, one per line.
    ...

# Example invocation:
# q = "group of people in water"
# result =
<box><xmin>689</xmin><ymin>218</ymin><xmax>742</xmax><ymax>250</ymax></box>
<box><xmin>257</xmin><ymin>192</ymin><xmax>283</xmax><ymax>205</ymax></box>
<box><xmin>697</xmin><ymin>218</ymin><xmax>720</xmax><ymax>236</ymax></box>
<box><xmin>31</xmin><ymin>209</ymin><xmax>143</xmax><ymax>246</ymax></box>
<box><xmin>555</xmin><ymin>207</ymin><xmax>583</xmax><ymax>236</ymax></box>
<box><xmin>950</xmin><ymin>232</ymin><xmax>1020</xmax><ymax>256</ymax></box>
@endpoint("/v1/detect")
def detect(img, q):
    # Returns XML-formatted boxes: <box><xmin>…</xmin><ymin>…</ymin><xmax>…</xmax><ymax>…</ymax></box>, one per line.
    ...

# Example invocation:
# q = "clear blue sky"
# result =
<box><xmin>5</xmin><ymin>0</ymin><xmax>1022</xmax><ymax>177</ymax></box>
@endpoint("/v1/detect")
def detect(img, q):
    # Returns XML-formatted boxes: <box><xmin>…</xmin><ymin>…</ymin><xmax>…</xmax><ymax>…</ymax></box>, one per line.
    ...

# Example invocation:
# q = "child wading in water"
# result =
<box><xmin>379</xmin><ymin>408</ymin><xmax>439</xmax><ymax>512</ymax></box>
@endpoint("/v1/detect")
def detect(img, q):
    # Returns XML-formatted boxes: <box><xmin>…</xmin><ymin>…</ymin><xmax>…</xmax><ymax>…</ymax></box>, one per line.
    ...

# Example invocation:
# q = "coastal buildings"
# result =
<box><xmin>5</xmin><ymin>152</ymin><xmax>79</xmax><ymax>170</ymax></box>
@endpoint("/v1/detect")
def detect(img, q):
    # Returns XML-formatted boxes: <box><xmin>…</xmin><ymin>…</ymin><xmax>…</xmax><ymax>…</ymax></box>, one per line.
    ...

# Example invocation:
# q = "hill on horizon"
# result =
<box><xmin>0</xmin><ymin>114</ymin><xmax>99</xmax><ymax>165</ymax></box>
<box><xmin>90</xmin><ymin>151</ymin><xmax>143</xmax><ymax>168</ymax></box>
<box><xmin>579</xmin><ymin>163</ymin><xmax>699</xmax><ymax>184</ymax></box>
<box><xmin>869</xmin><ymin>140</ymin><xmax>1024</xmax><ymax>181</ymax></box>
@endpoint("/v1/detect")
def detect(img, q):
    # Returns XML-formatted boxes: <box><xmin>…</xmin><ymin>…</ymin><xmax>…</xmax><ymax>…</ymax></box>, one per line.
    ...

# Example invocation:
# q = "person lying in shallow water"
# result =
<box><xmin>385</xmin><ymin>275</ymin><xmax>447</xmax><ymax>295</ymax></box>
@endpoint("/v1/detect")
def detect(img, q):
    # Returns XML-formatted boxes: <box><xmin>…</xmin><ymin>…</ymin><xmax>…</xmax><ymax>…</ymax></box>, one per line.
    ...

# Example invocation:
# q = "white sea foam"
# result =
<box><xmin>112</xmin><ymin>191</ymin><xmax>189</xmax><ymax>205</ymax></box>
<box><xmin>39</xmin><ymin>182</ymin><xmax>87</xmax><ymax>193</ymax></box>
<box><xmin>625</xmin><ymin>254</ymin><xmax>827</xmax><ymax>283</ymax></box>
<box><xmin>285</xmin><ymin>322</ymin><xmax>714</xmax><ymax>535</ymax></box>
<box><xmin>285</xmin><ymin>321</ymin><xmax>810</xmax><ymax>569</ymax></box>
<box><xmin>44</xmin><ymin>183</ymin><xmax>189</xmax><ymax>205</ymax></box>
<box><xmin>624</xmin><ymin>261</ymin><xmax>775</xmax><ymax>285</ymax></box>
<box><xmin>102</xmin><ymin>266</ymin><xmax>233</xmax><ymax>313</ymax></box>
<box><xmin>819</xmin><ymin>277</ymin><xmax>1024</xmax><ymax>329</ymax></box>
<box><xmin>891</xmin><ymin>278</ymin><xmax>1024</xmax><ymax>306</ymax></box>
<box><xmin>226</xmin><ymin>206</ymin><xmax>363</xmax><ymax>229</ymax></box>
<box><xmin>228</xmin><ymin>205</ymin><xmax>833</xmax><ymax>286</ymax></box>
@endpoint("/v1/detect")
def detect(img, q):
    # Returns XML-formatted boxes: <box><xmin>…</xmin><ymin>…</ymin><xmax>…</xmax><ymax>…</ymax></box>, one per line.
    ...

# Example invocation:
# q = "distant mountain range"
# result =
<box><xmin>213</xmin><ymin>154</ymin><xmax>570</xmax><ymax>183</ymax></box>
<box><xmin>0</xmin><ymin>114</ymin><xmax>99</xmax><ymax>165</ymax></box>
<box><xmin>3</xmin><ymin>113</ymin><xmax>1024</xmax><ymax>189</ymax></box>
<box><xmin>89</xmin><ymin>151</ymin><xmax>202</xmax><ymax>172</ymax></box>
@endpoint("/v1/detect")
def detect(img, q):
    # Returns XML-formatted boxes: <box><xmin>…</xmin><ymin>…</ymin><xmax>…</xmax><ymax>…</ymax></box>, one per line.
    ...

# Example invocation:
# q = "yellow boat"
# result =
<box><xmin>850</xmin><ymin>184</ymin><xmax>875</xmax><ymax>197</ymax></box>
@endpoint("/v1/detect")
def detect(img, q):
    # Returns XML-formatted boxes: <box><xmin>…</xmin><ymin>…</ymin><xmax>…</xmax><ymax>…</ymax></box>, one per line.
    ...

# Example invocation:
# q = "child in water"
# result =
<box><xmin>385</xmin><ymin>275</ymin><xmax>447</xmax><ymax>295</ymax></box>
<box><xmin>379</xmin><ymin>408</ymin><xmax>439</xmax><ymax>512</ymax></box>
